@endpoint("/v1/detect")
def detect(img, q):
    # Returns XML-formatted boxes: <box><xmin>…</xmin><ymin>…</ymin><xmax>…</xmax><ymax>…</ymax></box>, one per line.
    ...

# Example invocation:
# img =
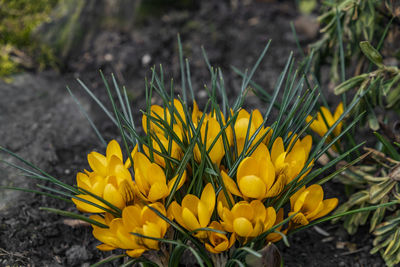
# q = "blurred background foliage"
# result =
<box><xmin>0</xmin><ymin>0</ymin><xmax>59</xmax><ymax>80</ymax></box>
<box><xmin>0</xmin><ymin>0</ymin><xmax>197</xmax><ymax>81</ymax></box>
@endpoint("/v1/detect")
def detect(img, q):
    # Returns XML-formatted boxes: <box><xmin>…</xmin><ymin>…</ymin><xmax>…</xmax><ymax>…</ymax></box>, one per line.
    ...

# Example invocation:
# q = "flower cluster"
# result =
<box><xmin>72</xmin><ymin>99</ymin><xmax>338</xmax><ymax>258</ymax></box>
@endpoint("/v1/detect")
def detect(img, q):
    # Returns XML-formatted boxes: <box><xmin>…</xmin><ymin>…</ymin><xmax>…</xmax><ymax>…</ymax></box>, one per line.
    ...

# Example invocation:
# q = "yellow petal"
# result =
<box><xmin>182</xmin><ymin>194</ymin><xmax>200</xmax><ymax>216</ymax></box>
<box><xmin>301</xmin><ymin>135</ymin><xmax>312</xmax><ymax>159</ymax></box>
<box><xmin>126</xmin><ymin>249</ymin><xmax>146</xmax><ymax>258</ymax></box>
<box><xmin>309</xmin><ymin>119</ymin><xmax>326</xmax><ymax>137</ymax></box>
<box><xmin>205</xmin><ymin>243</ymin><xmax>221</xmax><ymax>254</ymax></box>
<box><xmin>106</xmin><ymin>140</ymin><xmax>123</xmax><ymax>162</ymax></box>
<box><xmin>234</xmin><ymin>117</ymin><xmax>254</xmax><ymax>140</ymax></box>
<box><xmin>146</xmin><ymin>163</ymin><xmax>166</xmax><ymax>185</ymax></box>
<box><xmin>233</xmin><ymin>217</ymin><xmax>253</xmax><ymax>237</ymax></box>
<box><xmin>182</xmin><ymin>207</ymin><xmax>201</xmax><ymax>231</ymax></box>
<box><xmin>91</xmin><ymin>175</ymin><xmax>107</xmax><ymax>196</ymax></box>
<box><xmin>258</xmin><ymin>158</ymin><xmax>275</xmax><ymax>191</ymax></box>
<box><xmin>274</xmin><ymin>152</ymin><xmax>288</xmax><ymax>175</ymax></box>
<box><xmin>229</xmin><ymin>232</ymin><xmax>236</xmax><ymax>247</ymax></box>
<box><xmin>221</xmin><ymin>171</ymin><xmax>242</xmax><ymax>197</ymax></box>
<box><xmin>200</xmin><ymin>183</ymin><xmax>216</xmax><ymax>213</ymax></box>
<box><xmin>213</xmin><ymin>237</ymin><xmax>229</xmax><ymax>252</ymax></box>
<box><xmin>290</xmin><ymin>186</ymin><xmax>305</xmax><ymax>210</ymax></box>
<box><xmin>96</xmin><ymin>244</ymin><xmax>116</xmax><ymax>251</ymax></box>
<box><xmin>134</xmin><ymin>171</ymin><xmax>150</xmax><ymax>195</ymax></box>
<box><xmin>316</xmin><ymin>112</ymin><xmax>329</xmax><ymax>134</ymax></box>
<box><xmin>134</xmin><ymin>152</ymin><xmax>152</xmax><ymax>178</ymax></box>
<box><xmin>252</xmin><ymin>109</ymin><xmax>263</xmax><ymax>127</ymax></box>
<box><xmin>76</xmin><ymin>172</ymin><xmax>91</xmax><ymax>190</ymax></box>
<box><xmin>122</xmin><ymin>205</ymin><xmax>142</xmax><ymax>229</ymax></box>
<box><xmin>334</xmin><ymin>102</ymin><xmax>344</xmax><ymax>120</ymax></box>
<box><xmin>92</xmin><ymin>224</ymin><xmax>118</xmax><ymax>247</ymax></box>
<box><xmin>265</xmin><ymin>174</ymin><xmax>285</xmax><ymax>198</ymax></box>
<box><xmin>72</xmin><ymin>194</ymin><xmax>106</xmax><ymax>213</ymax></box>
<box><xmin>208</xmin><ymin>136</ymin><xmax>225</xmax><ymax>165</ymax></box>
<box><xmin>271</xmin><ymin>137</ymin><xmax>284</xmax><ymax>165</ymax></box>
<box><xmin>311</xmin><ymin>198</ymin><xmax>338</xmax><ymax>220</ymax></box>
<box><xmin>251</xmin><ymin>142</ymin><xmax>271</xmax><ymax>162</ymax></box>
<box><xmin>250</xmin><ymin>200</ymin><xmax>266</xmax><ymax>223</ymax></box>
<box><xmin>285</xmin><ymin>147</ymin><xmax>305</xmax><ymax>181</ymax></box>
<box><xmin>302</xmin><ymin>184</ymin><xmax>324</xmax><ymax>212</ymax></box>
<box><xmin>236</xmin><ymin>109</ymin><xmax>250</xmax><ymax>121</ymax></box>
<box><xmin>168</xmin><ymin>171</ymin><xmax>187</xmax><ymax>193</ymax></box>
<box><xmin>293</xmin><ymin>190</ymin><xmax>309</xmax><ymax>212</ymax></box>
<box><xmin>305</xmin><ymin>201</ymin><xmax>324</xmax><ymax>220</ymax></box>
<box><xmin>320</xmin><ymin>106</ymin><xmax>334</xmax><ymax>125</ymax></box>
<box><xmin>103</xmin><ymin>183</ymin><xmax>125</xmax><ymax>209</ymax></box>
<box><xmin>237</xmin><ymin>157</ymin><xmax>259</xmax><ymax>180</ymax></box>
<box><xmin>219</xmin><ymin>207</ymin><xmax>234</xmax><ymax>232</ymax></box>
<box><xmin>232</xmin><ymin>202</ymin><xmax>253</xmax><ymax>221</ymax></box>
<box><xmin>250</xmin><ymin>220</ymin><xmax>264</xmax><ymax>237</ymax></box>
<box><xmin>173</xmin><ymin>99</ymin><xmax>186</xmax><ymax>126</ymax></box>
<box><xmin>143</xmin><ymin>223</ymin><xmax>162</xmax><ymax>249</ymax></box>
<box><xmin>264</xmin><ymin>207</ymin><xmax>277</xmax><ymax>230</ymax></box>
<box><xmin>147</xmin><ymin>182</ymin><xmax>169</xmax><ymax>202</ymax></box>
<box><xmin>305</xmin><ymin>115</ymin><xmax>313</xmax><ymax>124</ymax></box>
<box><xmin>169</xmin><ymin>201</ymin><xmax>185</xmax><ymax>227</ymax></box>
<box><xmin>192</xmin><ymin>100</ymin><xmax>202</xmax><ymax>125</ymax></box>
<box><xmin>108</xmin><ymin>155</ymin><xmax>131</xmax><ymax>181</ymax></box>
<box><xmin>217</xmin><ymin>190</ymin><xmax>234</xmax><ymax>217</ymax></box>
<box><xmin>88</xmin><ymin>152</ymin><xmax>107</xmax><ymax>176</ymax></box>
<box><xmin>198</xmin><ymin>200</ymin><xmax>212</xmax><ymax>228</ymax></box>
<box><xmin>124</xmin><ymin>145</ymin><xmax>138</xmax><ymax>169</ymax></box>
<box><xmin>290</xmin><ymin>212</ymin><xmax>309</xmax><ymax>225</ymax></box>
<box><xmin>118</xmin><ymin>180</ymin><xmax>135</xmax><ymax>204</ymax></box>
<box><xmin>140</xmin><ymin>204</ymin><xmax>163</xmax><ymax>223</ymax></box>
<box><xmin>238</xmin><ymin>175</ymin><xmax>266</xmax><ymax>199</ymax></box>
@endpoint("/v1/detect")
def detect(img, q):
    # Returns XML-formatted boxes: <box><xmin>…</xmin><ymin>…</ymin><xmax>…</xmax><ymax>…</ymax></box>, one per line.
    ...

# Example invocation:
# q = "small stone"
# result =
<box><xmin>198</xmin><ymin>90</ymin><xmax>207</xmax><ymax>99</ymax></box>
<box><xmin>142</xmin><ymin>54</ymin><xmax>152</xmax><ymax>66</ymax></box>
<box><xmin>104</xmin><ymin>53</ymin><xmax>113</xmax><ymax>62</ymax></box>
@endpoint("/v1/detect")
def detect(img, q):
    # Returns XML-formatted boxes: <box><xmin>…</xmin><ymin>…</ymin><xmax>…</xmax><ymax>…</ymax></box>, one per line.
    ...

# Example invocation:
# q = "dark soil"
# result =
<box><xmin>0</xmin><ymin>0</ymin><xmax>386</xmax><ymax>266</ymax></box>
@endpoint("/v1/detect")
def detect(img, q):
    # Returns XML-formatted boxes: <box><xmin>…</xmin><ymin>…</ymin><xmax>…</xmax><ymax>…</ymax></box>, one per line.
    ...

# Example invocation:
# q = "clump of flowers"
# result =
<box><xmin>65</xmin><ymin>90</ymin><xmax>342</xmax><ymax>265</ymax></box>
<box><xmin>1</xmin><ymin>42</ymin><xmax>364</xmax><ymax>266</ymax></box>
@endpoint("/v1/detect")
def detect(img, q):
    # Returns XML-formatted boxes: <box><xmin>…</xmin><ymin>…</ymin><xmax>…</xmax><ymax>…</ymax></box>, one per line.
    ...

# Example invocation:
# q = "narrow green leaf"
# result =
<box><xmin>66</xmin><ymin>86</ymin><xmax>106</xmax><ymax>147</ymax></box>
<box><xmin>1</xmin><ymin>186</ymin><xmax>72</xmax><ymax>203</ymax></box>
<box><xmin>90</xmin><ymin>254</ymin><xmax>126</xmax><ymax>267</ymax></box>
<box><xmin>39</xmin><ymin>207</ymin><xmax>108</xmax><ymax>228</ymax></box>
<box><xmin>360</xmin><ymin>41</ymin><xmax>383</xmax><ymax>67</ymax></box>
<box><xmin>374</xmin><ymin>132</ymin><xmax>400</xmax><ymax>160</ymax></box>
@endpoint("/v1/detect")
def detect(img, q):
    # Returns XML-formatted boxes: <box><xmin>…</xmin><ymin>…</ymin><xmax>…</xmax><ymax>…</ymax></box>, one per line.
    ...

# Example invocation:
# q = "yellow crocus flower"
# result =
<box><xmin>205</xmin><ymin>221</ymin><xmax>236</xmax><ymax>254</ymax></box>
<box><xmin>217</xmin><ymin>199</ymin><xmax>276</xmax><ymax>242</ymax></box>
<box><xmin>192</xmin><ymin>101</ymin><xmax>233</xmax><ymax>166</ymax></box>
<box><xmin>289</xmin><ymin>184</ymin><xmax>338</xmax><ymax>226</ymax></box>
<box><xmin>270</xmin><ymin>135</ymin><xmax>312</xmax><ymax>184</ymax></box>
<box><xmin>142</xmin><ymin>100</ymin><xmax>185</xmax><ymax>167</ymax></box>
<box><xmin>221</xmin><ymin>143</ymin><xmax>285</xmax><ymax>200</ymax></box>
<box><xmin>90</xmin><ymin>202</ymin><xmax>169</xmax><ymax>258</ymax></box>
<box><xmin>266</xmin><ymin>208</ymin><xmax>287</xmax><ymax>242</ymax></box>
<box><xmin>306</xmin><ymin>102</ymin><xmax>344</xmax><ymax>138</ymax></box>
<box><xmin>143</xmin><ymin>131</ymin><xmax>182</xmax><ymax>168</ymax></box>
<box><xmin>142</xmin><ymin>99</ymin><xmax>186</xmax><ymax>137</ymax></box>
<box><xmin>234</xmin><ymin>109</ymin><xmax>272</xmax><ymax>155</ymax></box>
<box><xmin>169</xmin><ymin>183</ymin><xmax>215</xmax><ymax>239</ymax></box>
<box><xmin>72</xmin><ymin>140</ymin><xmax>136</xmax><ymax>213</ymax></box>
<box><xmin>132</xmin><ymin>152</ymin><xmax>186</xmax><ymax>202</ymax></box>
<box><xmin>193</xmin><ymin>115</ymin><xmax>226</xmax><ymax>165</ymax></box>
